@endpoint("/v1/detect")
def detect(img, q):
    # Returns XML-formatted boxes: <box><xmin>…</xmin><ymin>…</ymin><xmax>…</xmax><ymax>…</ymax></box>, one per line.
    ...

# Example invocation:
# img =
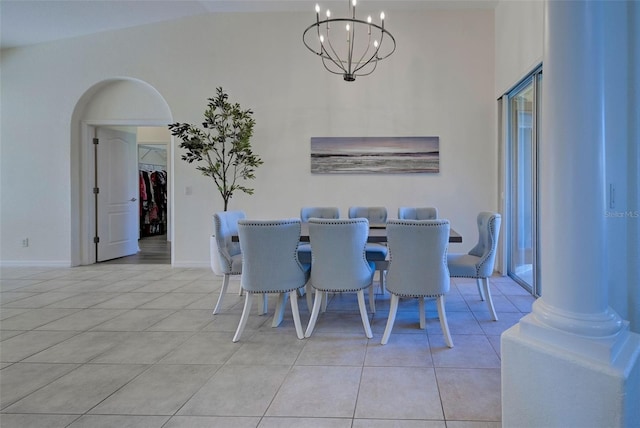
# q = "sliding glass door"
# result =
<box><xmin>507</xmin><ymin>68</ymin><xmax>542</xmax><ymax>296</ymax></box>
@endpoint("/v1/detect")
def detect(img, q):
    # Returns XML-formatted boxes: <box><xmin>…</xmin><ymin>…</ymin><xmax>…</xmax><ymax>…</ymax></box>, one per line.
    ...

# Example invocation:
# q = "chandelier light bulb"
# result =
<box><xmin>315</xmin><ymin>4</ymin><xmax>320</xmax><ymax>13</ymax></box>
<box><xmin>326</xmin><ymin>9</ymin><xmax>331</xmax><ymax>18</ymax></box>
<box><xmin>346</xmin><ymin>24</ymin><xmax>350</xmax><ymax>32</ymax></box>
<box><xmin>367</xmin><ymin>16</ymin><xmax>372</xmax><ymax>23</ymax></box>
<box><xmin>380</xmin><ymin>11</ymin><xmax>385</xmax><ymax>20</ymax></box>
<box><xmin>352</xmin><ymin>0</ymin><xmax>357</xmax><ymax>6</ymax></box>
<box><xmin>374</xmin><ymin>40</ymin><xmax>379</xmax><ymax>48</ymax></box>
<box><xmin>320</xmin><ymin>34</ymin><xmax>325</xmax><ymax>43</ymax></box>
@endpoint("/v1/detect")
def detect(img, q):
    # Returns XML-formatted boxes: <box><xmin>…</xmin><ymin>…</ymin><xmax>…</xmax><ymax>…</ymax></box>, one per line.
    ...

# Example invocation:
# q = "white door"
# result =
<box><xmin>96</xmin><ymin>127</ymin><xmax>139</xmax><ymax>261</ymax></box>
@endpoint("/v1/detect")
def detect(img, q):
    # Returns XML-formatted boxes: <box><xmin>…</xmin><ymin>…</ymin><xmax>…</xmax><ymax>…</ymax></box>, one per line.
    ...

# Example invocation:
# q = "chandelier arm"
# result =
<box><xmin>321</xmin><ymin>57</ymin><xmax>345</xmax><ymax>76</ymax></box>
<box><xmin>347</xmin><ymin>24</ymin><xmax>355</xmax><ymax>76</ymax></box>
<box><xmin>375</xmin><ymin>29</ymin><xmax>396</xmax><ymax>60</ymax></box>
<box><xmin>351</xmin><ymin>31</ymin><xmax>374</xmax><ymax>74</ymax></box>
<box><xmin>351</xmin><ymin>28</ymin><xmax>396</xmax><ymax>75</ymax></box>
<box><xmin>355</xmin><ymin>58</ymin><xmax>379</xmax><ymax>77</ymax></box>
<box><xmin>352</xmin><ymin>47</ymin><xmax>380</xmax><ymax>75</ymax></box>
<box><xmin>324</xmin><ymin>29</ymin><xmax>348</xmax><ymax>74</ymax></box>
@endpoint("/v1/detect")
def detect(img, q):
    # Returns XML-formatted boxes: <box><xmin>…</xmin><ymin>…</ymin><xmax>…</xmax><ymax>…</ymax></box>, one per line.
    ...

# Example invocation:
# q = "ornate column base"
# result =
<box><xmin>502</xmin><ymin>312</ymin><xmax>640</xmax><ymax>427</ymax></box>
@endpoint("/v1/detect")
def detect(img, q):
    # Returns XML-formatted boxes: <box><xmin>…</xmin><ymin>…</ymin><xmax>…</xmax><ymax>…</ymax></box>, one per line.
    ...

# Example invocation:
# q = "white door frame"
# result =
<box><xmin>80</xmin><ymin>120</ymin><xmax>173</xmax><ymax>265</ymax></box>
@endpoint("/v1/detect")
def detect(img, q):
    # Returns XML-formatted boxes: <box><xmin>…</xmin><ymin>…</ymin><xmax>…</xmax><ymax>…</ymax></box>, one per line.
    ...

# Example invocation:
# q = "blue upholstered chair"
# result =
<box><xmin>304</xmin><ymin>218</ymin><xmax>374</xmax><ymax>339</ymax></box>
<box><xmin>397</xmin><ymin>206</ymin><xmax>438</xmax><ymax>220</ymax></box>
<box><xmin>212</xmin><ymin>211</ymin><xmax>245</xmax><ymax>314</ymax></box>
<box><xmin>297</xmin><ymin>206</ymin><xmax>340</xmax><ymax>265</ymax></box>
<box><xmin>232</xmin><ymin>219</ymin><xmax>310</xmax><ymax>342</ymax></box>
<box><xmin>348</xmin><ymin>206</ymin><xmax>389</xmax><ymax>312</ymax></box>
<box><xmin>300</xmin><ymin>206</ymin><xmax>341</xmax><ymax>222</ymax></box>
<box><xmin>381</xmin><ymin>219</ymin><xmax>453</xmax><ymax>347</ymax></box>
<box><xmin>348</xmin><ymin>206</ymin><xmax>388</xmax><ymax>223</ymax></box>
<box><xmin>447</xmin><ymin>212</ymin><xmax>501</xmax><ymax>321</ymax></box>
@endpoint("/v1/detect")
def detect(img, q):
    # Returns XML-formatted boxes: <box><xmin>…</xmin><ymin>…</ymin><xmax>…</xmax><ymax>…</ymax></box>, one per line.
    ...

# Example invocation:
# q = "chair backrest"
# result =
<box><xmin>237</xmin><ymin>219</ymin><xmax>307</xmax><ymax>293</ymax></box>
<box><xmin>308</xmin><ymin>218</ymin><xmax>374</xmax><ymax>291</ymax></box>
<box><xmin>348</xmin><ymin>206</ymin><xmax>387</xmax><ymax>223</ymax></box>
<box><xmin>213</xmin><ymin>211</ymin><xmax>246</xmax><ymax>273</ymax></box>
<box><xmin>468</xmin><ymin>212</ymin><xmax>501</xmax><ymax>278</ymax></box>
<box><xmin>300</xmin><ymin>206</ymin><xmax>340</xmax><ymax>222</ymax></box>
<box><xmin>386</xmin><ymin>219</ymin><xmax>450</xmax><ymax>297</ymax></box>
<box><xmin>397</xmin><ymin>207</ymin><xmax>438</xmax><ymax>220</ymax></box>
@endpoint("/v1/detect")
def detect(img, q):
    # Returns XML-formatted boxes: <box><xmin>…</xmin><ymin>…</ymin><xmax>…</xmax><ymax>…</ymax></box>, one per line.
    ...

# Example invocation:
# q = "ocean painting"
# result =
<box><xmin>311</xmin><ymin>136</ymin><xmax>440</xmax><ymax>174</ymax></box>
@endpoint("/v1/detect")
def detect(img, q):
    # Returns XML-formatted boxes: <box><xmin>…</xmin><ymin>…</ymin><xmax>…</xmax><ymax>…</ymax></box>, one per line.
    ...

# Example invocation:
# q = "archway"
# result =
<box><xmin>70</xmin><ymin>78</ymin><xmax>173</xmax><ymax>266</ymax></box>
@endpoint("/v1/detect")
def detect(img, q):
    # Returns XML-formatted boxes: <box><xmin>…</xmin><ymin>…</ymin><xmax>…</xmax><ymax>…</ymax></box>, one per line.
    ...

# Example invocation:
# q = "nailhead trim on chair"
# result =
<box><xmin>448</xmin><ymin>213</ymin><xmax>499</xmax><ymax>279</ymax></box>
<box><xmin>393</xmin><ymin>293</ymin><xmax>445</xmax><ymax>298</ymax></box>
<box><xmin>214</xmin><ymin>211</ymin><xmax>245</xmax><ymax>274</ymax></box>
<box><xmin>237</xmin><ymin>219</ymin><xmax>308</xmax><ymax>294</ymax></box>
<box><xmin>387</xmin><ymin>219</ymin><xmax>450</xmax><ymax>273</ymax></box>
<box><xmin>473</xmin><ymin>215</ymin><xmax>498</xmax><ymax>277</ymax></box>
<box><xmin>308</xmin><ymin>218</ymin><xmax>373</xmax><ymax>293</ymax></box>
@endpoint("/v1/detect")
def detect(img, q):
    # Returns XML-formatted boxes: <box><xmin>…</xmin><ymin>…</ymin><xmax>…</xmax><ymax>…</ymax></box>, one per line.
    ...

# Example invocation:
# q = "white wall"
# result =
<box><xmin>0</xmin><ymin>9</ymin><xmax>496</xmax><ymax>267</ymax></box>
<box><xmin>494</xmin><ymin>0</ymin><xmax>543</xmax><ymax>97</ymax></box>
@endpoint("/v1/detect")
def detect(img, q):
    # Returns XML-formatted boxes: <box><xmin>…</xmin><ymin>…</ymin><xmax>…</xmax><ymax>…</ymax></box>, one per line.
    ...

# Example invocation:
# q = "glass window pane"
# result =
<box><xmin>506</xmin><ymin>67</ymin><xmax>541</xmax><ymax>296</ymax></box>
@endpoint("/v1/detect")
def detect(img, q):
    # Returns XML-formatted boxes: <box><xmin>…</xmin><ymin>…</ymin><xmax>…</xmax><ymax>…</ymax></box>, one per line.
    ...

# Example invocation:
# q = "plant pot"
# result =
<box><xmin>210</xmin><ymin>235</ymin><xmax>223</xmax><ymax>276</ymax></box>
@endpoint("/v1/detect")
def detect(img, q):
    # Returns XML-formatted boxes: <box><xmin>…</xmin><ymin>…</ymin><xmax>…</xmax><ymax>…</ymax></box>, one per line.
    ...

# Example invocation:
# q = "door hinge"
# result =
<box><xmin>93</xmin><ymin>236</ymin><xmax>100</xmax><ymax>244</ymax></box>
<box><xmin>93</xmin><ymin>187</ymin><xmax>100</xmax><ymax>194</ymax></box>
<box><xmin>93</xmin><ymin>138</ymin><xmax>99</xmax><ymax>145</ymax></box>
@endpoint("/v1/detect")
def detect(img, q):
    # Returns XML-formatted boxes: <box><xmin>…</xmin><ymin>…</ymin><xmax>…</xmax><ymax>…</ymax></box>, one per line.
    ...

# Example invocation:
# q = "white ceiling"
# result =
<box><xmin>0</xmin><ymin>0</ymin><xmax>497</xmax><ymax>50</ymax></box>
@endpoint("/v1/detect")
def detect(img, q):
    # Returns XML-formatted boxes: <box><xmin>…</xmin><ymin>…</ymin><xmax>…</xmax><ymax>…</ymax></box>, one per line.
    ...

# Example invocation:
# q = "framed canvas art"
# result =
<box><xmin>310</xmin><ymin>136</ymin><xmax>439</xmax><ymax>174</ymax></box>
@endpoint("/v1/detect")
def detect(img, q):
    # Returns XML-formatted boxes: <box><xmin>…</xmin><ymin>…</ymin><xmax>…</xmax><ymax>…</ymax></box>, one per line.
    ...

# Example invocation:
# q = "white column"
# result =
<box><xmin>501</xmin><ymin>1</ymin><xmax>640</xmax><ymax>427</ymax></box>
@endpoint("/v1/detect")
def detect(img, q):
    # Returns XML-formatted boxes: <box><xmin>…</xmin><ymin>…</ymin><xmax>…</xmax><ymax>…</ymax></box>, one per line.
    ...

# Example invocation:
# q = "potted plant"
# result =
<box><xmin>169</xmin><ymin>87</ymin><xmax>263</xmax><ymax>273</ymax></box>
<box><xmin>169</xmin><ymin>86</ymin><xmax>263</xmax><ymax>211</ymax></box>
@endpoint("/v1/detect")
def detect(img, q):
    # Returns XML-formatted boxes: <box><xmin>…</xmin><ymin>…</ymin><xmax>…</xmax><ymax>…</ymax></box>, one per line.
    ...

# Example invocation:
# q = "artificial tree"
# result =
<box><xmin>169</xmin><ymin>87</ymin><xmax>263</xmax><ymax>211</ymax></box>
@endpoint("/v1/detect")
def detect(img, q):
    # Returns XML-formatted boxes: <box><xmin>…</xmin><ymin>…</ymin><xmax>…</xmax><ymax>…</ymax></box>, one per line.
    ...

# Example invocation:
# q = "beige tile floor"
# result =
<box><xmin>0</xmin><ymin>264</ymin><xmax>535</xmax><ymax>428</ymax></box>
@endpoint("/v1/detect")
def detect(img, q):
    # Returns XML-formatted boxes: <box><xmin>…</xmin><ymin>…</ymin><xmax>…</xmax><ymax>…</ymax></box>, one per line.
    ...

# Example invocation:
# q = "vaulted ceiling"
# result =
<box><xmin>0</xmin><ymin>0</ymin><xmax>497</xmax><ymax>50</ymax></box>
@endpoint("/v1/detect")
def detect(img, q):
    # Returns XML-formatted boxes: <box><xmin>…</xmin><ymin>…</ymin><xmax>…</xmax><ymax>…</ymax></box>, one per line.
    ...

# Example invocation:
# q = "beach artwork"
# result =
<box><xmin>310</xmin><ymin>136</ymin><xmax>440</xmax><ymax>174</ymax></box>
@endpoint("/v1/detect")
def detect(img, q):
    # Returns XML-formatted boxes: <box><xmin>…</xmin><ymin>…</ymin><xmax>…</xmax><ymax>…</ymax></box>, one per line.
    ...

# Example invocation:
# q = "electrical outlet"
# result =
<box><xmin>21</xmin><ymin>238</ymin><xmax>29</xmax><ymax>247</ymax></box>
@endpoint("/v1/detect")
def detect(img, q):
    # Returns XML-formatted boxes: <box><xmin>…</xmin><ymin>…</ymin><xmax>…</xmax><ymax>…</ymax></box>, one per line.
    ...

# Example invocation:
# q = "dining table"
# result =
<box><xmin>232</xmin><ymin>222</ymin><xmax>462</xmax><ymax>243</ymax></box>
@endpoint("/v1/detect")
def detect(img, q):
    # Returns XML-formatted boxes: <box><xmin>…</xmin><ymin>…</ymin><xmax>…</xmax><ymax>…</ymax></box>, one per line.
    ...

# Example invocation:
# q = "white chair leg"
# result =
<box><xmin>375</xmin><ymin>261</ymin><xmax>388</xmax><ymax>295</ymax></box>
<box><xmin>305</xmin><ymin>290</ymin><xmax>324</xmax><ymax>337</ymax></box>
<box><xmin>368</xmin><ymin>285</ymin><xmax>376</xmax><ymax>314</ymax></box>
<box><xmin>305</xmin><ymin>283</ymin><xmax>313</xmax><ymax>313</ymax></box>
<box><xmin>378</xmin><ymin>265</ymin><xmax>387</xmax><ymax>295</ymax></box>
<box><xmin>482</xmin><ymin>277</ymin><xmax>498</xmax><ymax>321</ymax></box>
<box><xmin>259</xmin><ymin>294</ymin><xmax>268</xmax><ymax>315</ymax></box>
<box><xmin>213</xmin><ymin>274</ymin><xmax>230</xmax><ymax>315</ymax></box>
<box><xmin>356</xmin><ymin>289</ymin><xmax>373</xmax><ymax>339</ymax></box>
<box><xmin>272</xmin><ymin>292</ymin><xmax>287</xmax><ymax>327</ymax></box>
<box><xmin>289</xmin><ymin>290</ymin><xmax>304</xmax><ymax>339</ymax></box>
<box><xmin>321</xmin><ymin>291</ymin><xmax>328</xmax><ymax>313</ymax></box>
<box><xmin>436</xmin><ymin>295</ymin><xmax>454</xmax><ymax>348</ymax></box>
<box><xmin>381</xmin><ymin>294</ymin><xmax>400</xmax><ymax>345</ymax></box>
<box><xmin>476</xmin><ymin>278</ymin><xmax>486</xmax><ymax>301</ymax></box>
<box><xmin>232</xmin><ymin>292</ymin><xmax>254</xmax><ymax>342</ymax></box>
<box><xmin>419</xmin><ymin>297</ymin><xmax>426</xmax><ymax>329</ymax></box>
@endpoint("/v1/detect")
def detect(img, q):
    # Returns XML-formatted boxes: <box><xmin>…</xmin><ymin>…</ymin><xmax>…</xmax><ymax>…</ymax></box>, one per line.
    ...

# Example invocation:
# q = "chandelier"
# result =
<box><xmin>302</xmin><ymin>0</ymin><xmax>396</xmax><ymax>81</ymax></box>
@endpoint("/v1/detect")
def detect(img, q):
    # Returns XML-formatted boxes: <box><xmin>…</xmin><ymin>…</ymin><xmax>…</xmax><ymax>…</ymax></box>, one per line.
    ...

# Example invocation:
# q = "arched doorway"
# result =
<box><xmin>70</xmin><ymin>78</ymin><xmax>173</xmax><ymax>266</ymax></box>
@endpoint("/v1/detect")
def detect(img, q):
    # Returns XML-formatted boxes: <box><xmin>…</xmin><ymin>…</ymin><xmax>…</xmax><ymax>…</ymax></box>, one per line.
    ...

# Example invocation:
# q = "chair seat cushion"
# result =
<box><xmin>447</xmin><ymin>253</ymin><xmax>481</xmax><ymax>277</ymax></box>
<box><xmin>299</xmin><ymin>243</ymin><xmax>388</xmax><ymax>264</ymax></box>
<box><xmin>364</xmin><ymin>243</ymin><xmax>388</xmax><ymax>261</ymax></box>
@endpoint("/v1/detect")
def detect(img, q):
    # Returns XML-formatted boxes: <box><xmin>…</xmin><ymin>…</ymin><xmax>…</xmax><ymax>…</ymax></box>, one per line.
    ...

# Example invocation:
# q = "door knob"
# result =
<box><xmin>130</xmin><ymin>198</ymin><xmax>137</xmax><ymax>202</ymax></box>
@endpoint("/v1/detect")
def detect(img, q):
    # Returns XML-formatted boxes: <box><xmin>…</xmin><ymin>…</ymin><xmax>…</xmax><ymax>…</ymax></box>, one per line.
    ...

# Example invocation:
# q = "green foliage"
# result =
<box><xmin>168</xmin><ymin>87</ymin><xmax>263</xmax><ymax>211</ymax></box>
